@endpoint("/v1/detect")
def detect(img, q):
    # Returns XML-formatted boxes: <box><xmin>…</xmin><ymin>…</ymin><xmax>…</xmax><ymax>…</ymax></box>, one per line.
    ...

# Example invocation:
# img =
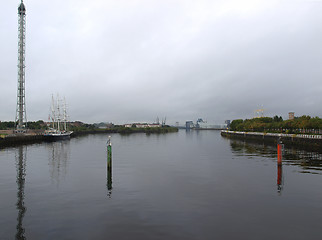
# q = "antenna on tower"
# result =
<box><xmin>15</xmin><ymin>0</ymin><xmax>27</xmax><ymax>132</ymax></box>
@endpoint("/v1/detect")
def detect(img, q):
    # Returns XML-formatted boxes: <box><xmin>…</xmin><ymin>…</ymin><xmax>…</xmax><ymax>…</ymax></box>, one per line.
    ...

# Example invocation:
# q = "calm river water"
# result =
<box><xmin>1</xmin><ymin>130</ymin><xmax>322</xmax><ymax>240</ymax></box>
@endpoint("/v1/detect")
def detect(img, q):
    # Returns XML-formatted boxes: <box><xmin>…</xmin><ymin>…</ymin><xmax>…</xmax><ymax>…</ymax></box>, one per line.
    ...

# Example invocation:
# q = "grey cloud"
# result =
<box><xmin>1</xmin><ymin>0</ymin><xmax>322</xmax><ymax>124</ymax></box>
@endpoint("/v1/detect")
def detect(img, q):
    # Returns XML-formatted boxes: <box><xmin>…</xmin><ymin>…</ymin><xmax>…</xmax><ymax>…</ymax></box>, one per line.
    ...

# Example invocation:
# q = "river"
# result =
<box><xmin>1</xmin><ymin>130</ymin><xmax>322</xmax><ymax>239</ymax></box>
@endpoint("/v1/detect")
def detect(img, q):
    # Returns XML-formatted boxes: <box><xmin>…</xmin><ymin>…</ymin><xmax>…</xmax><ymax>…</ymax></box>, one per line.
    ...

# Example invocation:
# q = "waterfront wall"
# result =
<box><xmin>221</xmin><ymin>130</ymin><xmax>322</xmax><ymax>152</ymax></box>
<box><xmin>0</xmin><ymin>134</ymin><xmax>44</xmax><ymax>148</ymax></box>
<box><xmin>0</xmin><ymin>127</ymin><xmax>179</xmax><ymax>148</ymax></box>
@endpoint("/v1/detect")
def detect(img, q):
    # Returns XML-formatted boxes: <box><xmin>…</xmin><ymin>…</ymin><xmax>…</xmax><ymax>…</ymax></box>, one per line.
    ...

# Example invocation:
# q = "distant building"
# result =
<box><xmin>124</xmin><ymin>123</ymin><xmax>161</xmax><ymax>128</ymax></box>
<box><xmin>225</xmin><ymin>120</ymin><xmax>231</xmax><ymax>128</ymax></box>
<box><xmin>289</xmin><ymin>112</ymin><xmax>295</xmax><ymax>120</ymax></box>
<box><xmin>185</xmin><ymin>121</ymin><xmax>194</xmax><ymax>129</ymax></box>
<box><xmin>136</xmin><ymin>123</ymin><xmax>160</xmax><ymax>128</ymax></box>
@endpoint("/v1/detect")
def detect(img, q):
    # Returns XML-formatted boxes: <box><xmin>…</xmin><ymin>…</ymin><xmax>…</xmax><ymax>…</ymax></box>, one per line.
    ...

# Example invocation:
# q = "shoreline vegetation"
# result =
<box><xmin>0</xmin><ymin>120</ymin><xmax>178</xmax><ymax>148</ymax></box>
<box><xmin>224</xmin><ymin>115</ymin><xmax>322</xmax><ymax>152</ymax></box>
<box><xmin>230</xmin><ymin>115</ymin><xmax>322</xmax><ymax>134</ymax></box>
<box><xmin>71</xmin><ymin>126</ymin><xmax>179</xmax><ymax>136</ymax></box>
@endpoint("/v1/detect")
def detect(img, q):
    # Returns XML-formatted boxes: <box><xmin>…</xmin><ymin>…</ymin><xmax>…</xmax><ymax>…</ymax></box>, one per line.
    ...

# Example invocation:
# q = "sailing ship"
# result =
<box><xmin>44</xmin><ymin>95</ymin><xmax>73</xmax><ymax>141</ymax></box>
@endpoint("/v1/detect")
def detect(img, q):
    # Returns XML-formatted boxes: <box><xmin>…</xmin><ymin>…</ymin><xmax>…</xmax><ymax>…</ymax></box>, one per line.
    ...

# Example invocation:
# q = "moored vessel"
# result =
<box><xmin>43</xmin><ymin>95</ymin><xmax>72</xmax><ymax>141</ymax></box>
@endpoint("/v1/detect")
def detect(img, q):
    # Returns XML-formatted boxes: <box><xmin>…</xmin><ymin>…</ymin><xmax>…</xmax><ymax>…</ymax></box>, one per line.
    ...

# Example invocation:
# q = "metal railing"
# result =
<box><xmin>221</xmin><ymin>130</ymin><xmax>322</xmax><ymax>139</ymax></box>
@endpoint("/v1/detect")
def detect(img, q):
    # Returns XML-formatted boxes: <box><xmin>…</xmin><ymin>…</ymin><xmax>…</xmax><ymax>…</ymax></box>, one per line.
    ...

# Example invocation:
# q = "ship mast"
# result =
<box><xmin>49</xmin><ymin>95</ymin><xmax>69</xmax><ymax>132</ymax></box>
<box><xmin>15</xmin><ymin>0</ymin><xmax>27</xmax><ymax>131</ymax></box>
<box><xmin>63</xmin><ymin>97</ymin><xmax>67</xmax><ymax>131</ymax></box>
<box><xmin>50</xmin><ymin>94</ymin><xmax>56</xmax><ymax>129</ymax></box>
<box><xmin>56</xmin><ymin>95</ymin><xmax>61</xmax><ymax>132</ymax></box>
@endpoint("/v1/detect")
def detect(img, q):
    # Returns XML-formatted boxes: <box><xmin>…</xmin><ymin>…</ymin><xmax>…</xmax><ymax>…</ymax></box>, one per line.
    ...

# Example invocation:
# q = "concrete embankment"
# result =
<box><xmin>0</xmin><ymin>127</ymin><xmax>179</xmax><ymax>148</ymax></box>
<box><xmin>0</xmin><ymin>134</ymin><xmax>45</xmax><ymax>148</ymax></box>
<box><xmin>221</xmin><ymin>130</ymin><xmax>322</xmax><ymax>152</ymax></box>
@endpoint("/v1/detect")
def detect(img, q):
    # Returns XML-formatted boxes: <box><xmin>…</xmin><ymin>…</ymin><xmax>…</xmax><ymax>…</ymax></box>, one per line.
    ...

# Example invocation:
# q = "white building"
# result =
<box><xmin>124</xmin><ymin>123</ymin><xmax>161</xmax><ymax>128</ymax></box>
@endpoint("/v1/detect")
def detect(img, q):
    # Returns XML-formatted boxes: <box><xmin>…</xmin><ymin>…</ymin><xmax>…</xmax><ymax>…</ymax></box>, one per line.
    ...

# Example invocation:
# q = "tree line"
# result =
<box><xmin>230</xmin><ymin>115</ymin><xmax>322</xmax><ymax>134</ymax></box>
<box><xmin>0</xmin><ymin>120</ymin><xmax>46</xmax><ymax>130</ymax></box>
<box><xmin>0</xmin><ymin>120</ymin><xmax>178</xmax><ymax>135</ymax></box>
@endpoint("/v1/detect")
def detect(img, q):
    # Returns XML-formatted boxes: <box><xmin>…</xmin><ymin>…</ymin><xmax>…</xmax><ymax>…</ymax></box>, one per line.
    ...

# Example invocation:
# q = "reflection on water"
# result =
<box><xmin>230</xmin><ymin>139</ymin><xmax>322</xmax><ymax>175</ymax></box>
<box><xmin>277</xmin><ymin>143</ymin><xmax>283</xmax><ymax>194</ymax></box>
<box><xmin>1</xmin><ymin>131</ymin><xmax>322</xmax><ymax>239</ymax></box>
<box><xmin>230</xmin><ymin>140</ymin><xmax>276</xmax><ymax>159</ymax></box>
<box><xmin>230</xmin><ymin>139</ymin><xmax>322</xmax><ymax>194</ymax></box>
<box><xmin>107</xmin><ymin>166</ymin><xmax>112</xmax><ymax>197</ymax></box>
<box><xmin>47</xmin><ymin>141</ymin><xmax>70</xmax><ymax>185</ymax></box>
<box><xmin>283</xmin><ymin>149</ymin><xmax>322</xmax><ymax>173</ymax></box>
<box><xmin>15</xmin><ymin>146</ymin><xmax>27</xmax><ymax>240</ymax></box>
<box><xmin>277</xmin><ymin>164</ymin><xmax>283</xmax><ymax>194</ymax></box>
<box><xmin>106</xmin><ymin>139</ymin><xmax>112</xmax><ymax>198</ymax></box>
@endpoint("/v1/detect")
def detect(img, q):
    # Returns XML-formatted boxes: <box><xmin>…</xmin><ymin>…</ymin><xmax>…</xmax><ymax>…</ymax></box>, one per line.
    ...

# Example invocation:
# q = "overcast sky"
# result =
<box><xmin>1</xmin><ymin>0</ymin><xmax>322</xmax><ymax>124</ymax></box>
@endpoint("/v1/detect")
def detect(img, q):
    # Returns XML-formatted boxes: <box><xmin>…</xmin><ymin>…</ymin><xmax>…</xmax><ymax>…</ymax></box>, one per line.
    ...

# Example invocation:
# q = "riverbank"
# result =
<box><xmin>0</xmin><ymin>127</ymin><xmax>178</xmax><ymax>148</ymax></box>
<box><xmin>0</xmin><ymin>133</ymin><xmax>44</xmax><ymax>148</ymax></box>
<box><xmin>71</xmin><ymin>126</ymin><xmax>178</xmax><ymax>136</ymax></box>
<box><xmin>221</xmin><ymin>130</ymin><xmax>322</xmax><ymax>152</ymax></box>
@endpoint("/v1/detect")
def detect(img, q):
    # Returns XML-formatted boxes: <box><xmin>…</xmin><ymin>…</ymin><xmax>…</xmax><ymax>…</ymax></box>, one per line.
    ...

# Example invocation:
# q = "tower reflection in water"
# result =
<box><xmin>15</xmin><ymin>146</ymin><xmax>27</xmax><ymax>240</ymax></box>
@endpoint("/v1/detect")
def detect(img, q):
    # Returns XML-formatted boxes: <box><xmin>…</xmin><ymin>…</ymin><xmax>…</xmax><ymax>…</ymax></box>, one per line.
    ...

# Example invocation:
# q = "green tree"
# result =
<box><xmin>273</xmin><ymin>115</ymin><xmax>283</xmax><ymax>122</ymax></box>
<box><xmin>230</xmin><ymin>119</ymin><xmax>243</xmax><ymax>131</ymax></box>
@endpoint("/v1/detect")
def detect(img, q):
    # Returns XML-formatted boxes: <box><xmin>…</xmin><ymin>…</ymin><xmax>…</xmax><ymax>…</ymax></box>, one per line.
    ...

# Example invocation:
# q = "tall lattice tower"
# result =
<box><xmin>16</xmin><ymin>1</ymin><xmax>27</xmax><ymax>131</ymax></box>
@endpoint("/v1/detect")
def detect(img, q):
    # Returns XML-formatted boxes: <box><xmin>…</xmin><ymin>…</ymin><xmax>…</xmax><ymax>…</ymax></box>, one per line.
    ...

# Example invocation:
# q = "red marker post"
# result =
<box><xmin>277</xmin><ymin>137</ymin><xmax>283</xmax><ymax>193</ymax></box>
<box><xmin>277</xmin><ymin>137</ymin><xmax>282</xmax><ymax>165</ymax></box>
<box><xmin>277</xmin><ymin>144</ymin><xmax>282</xmax><ymax>165</ymax></box>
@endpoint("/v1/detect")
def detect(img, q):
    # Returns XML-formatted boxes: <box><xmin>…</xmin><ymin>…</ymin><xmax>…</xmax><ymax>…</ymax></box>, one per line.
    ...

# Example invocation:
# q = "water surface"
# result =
<box><xmin>1</xmin><ymin>130</ymin><xmax>322</xmax><ymax>239</ymax></box>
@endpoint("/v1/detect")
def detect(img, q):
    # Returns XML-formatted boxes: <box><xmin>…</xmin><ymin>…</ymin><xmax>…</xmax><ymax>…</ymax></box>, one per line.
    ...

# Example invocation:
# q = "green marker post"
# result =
<box><xmin>107</xmin><ymin>136</ymin><xmax>112</xmax><ymax>194</ymax></box>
